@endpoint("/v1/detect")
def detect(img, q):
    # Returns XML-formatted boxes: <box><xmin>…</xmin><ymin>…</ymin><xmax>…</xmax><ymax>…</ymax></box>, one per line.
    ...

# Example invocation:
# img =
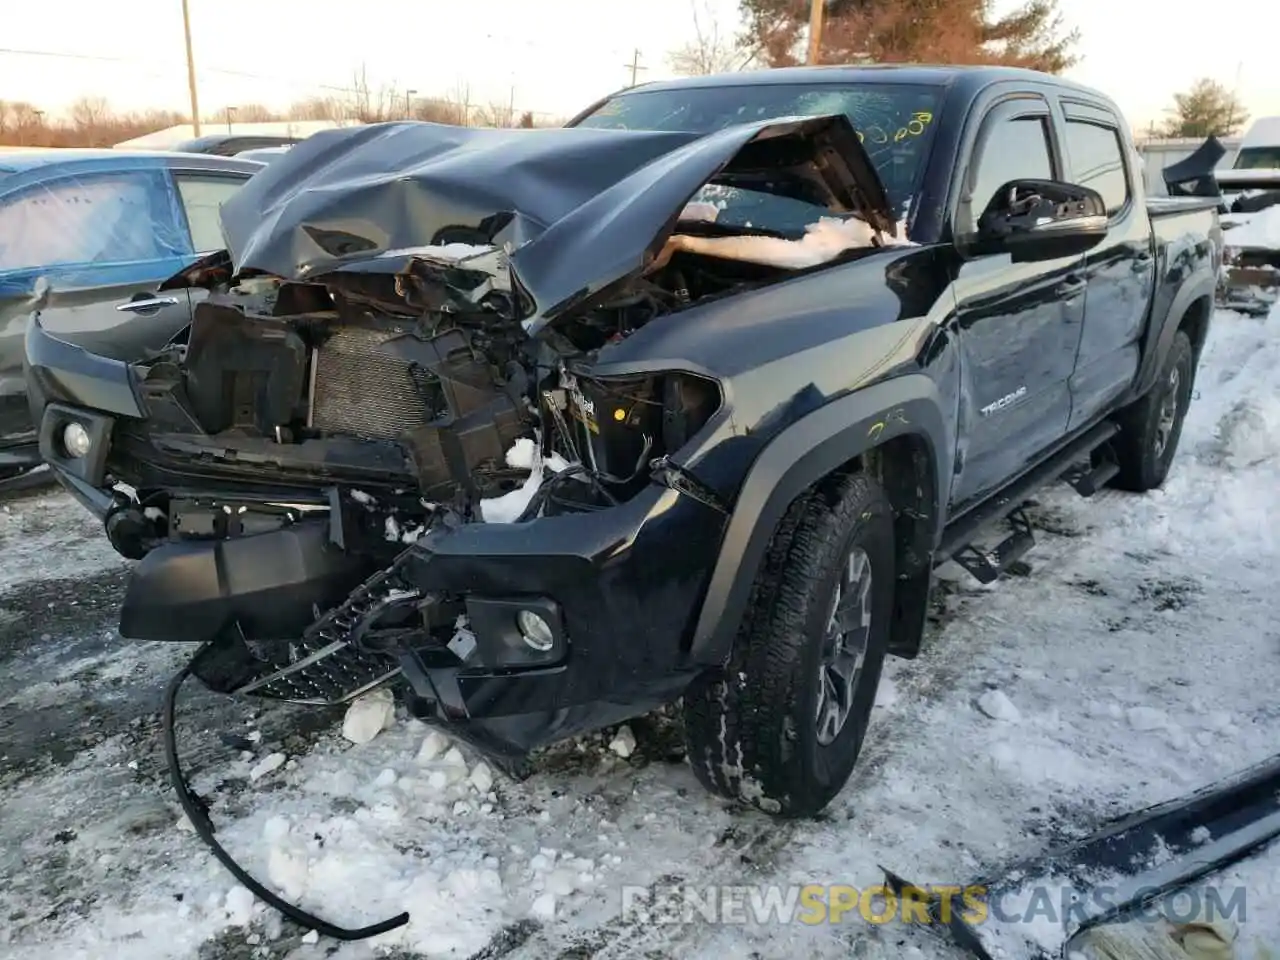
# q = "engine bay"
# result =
<box><xmin>100</xmin><ymin>114</ymin><xmax>911</xmax><ymax>559</ymax></box>
<box><xmin>108</xmin><ymin>239</ymin><xmax>782</xmax><ymax>556</ymax></box>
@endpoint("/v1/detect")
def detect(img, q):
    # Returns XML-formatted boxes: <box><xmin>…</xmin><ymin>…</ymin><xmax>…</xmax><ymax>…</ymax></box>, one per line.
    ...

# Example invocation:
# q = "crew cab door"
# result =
<box><xmin>947</xmin><ymin>95</ymin><xmax>1087</xmax><ymax>509</ymax></box>
<box><xmin>1056</xmin><ymin>100</ymin><xmax>1155</xmax><ymax>431</ymax></box>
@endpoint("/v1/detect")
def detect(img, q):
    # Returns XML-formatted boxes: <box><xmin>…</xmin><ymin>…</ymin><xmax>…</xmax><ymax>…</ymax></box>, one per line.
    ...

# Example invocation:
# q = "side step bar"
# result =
<box><xmin>884</xmin><ymin>752</ymin><xmax>1280</xmax><ymax>959</ymax></box>
<box><xmin>938</xmin><ymin>421</ymin><xmax>1119</xmax><ymax>583</ymax></box>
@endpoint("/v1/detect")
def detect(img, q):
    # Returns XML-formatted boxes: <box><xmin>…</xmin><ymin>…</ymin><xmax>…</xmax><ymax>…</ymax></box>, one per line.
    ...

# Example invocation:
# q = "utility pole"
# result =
<box><xmin>624</xmin><ymin>48</ymin><xmax>647</xmax><ymax>87</ymax></box>
<box><xmin>807</xmin><ymin>0</ymin><xmax>824</xmax><ymax>65</ymax></box>
<box><xmin>181</xmin><ymin>0</ymin><xmax>201</xmax><ymax>136</ymax></box>
<box><xmin>405</xmin><ymin>89</ymin><xmax>417</xmax><ymax>119</ymax></box>
<box><xmin>1224</xmin><ymin>61</ymin><xmax>1243</xmax><ymax>136</ymax></box>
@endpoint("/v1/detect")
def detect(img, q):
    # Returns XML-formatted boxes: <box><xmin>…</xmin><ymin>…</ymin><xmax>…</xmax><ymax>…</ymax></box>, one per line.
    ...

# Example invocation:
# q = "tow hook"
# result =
<box><xmin>104</xmin><ymin>502</ymin><xmax>161</xmax><ymax>560</ymax></box>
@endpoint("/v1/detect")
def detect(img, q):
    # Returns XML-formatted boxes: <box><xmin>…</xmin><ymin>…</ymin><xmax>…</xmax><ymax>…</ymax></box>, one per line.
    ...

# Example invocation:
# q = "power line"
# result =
<box><xmin>0</xmin><ymin>44</ymin><xmax>593</xmax><ymax>121</ymax></box>
<box><xmin>0</xmin><ymin>46</ymin><xmax>364</xmax><ymax>96</ymax></box>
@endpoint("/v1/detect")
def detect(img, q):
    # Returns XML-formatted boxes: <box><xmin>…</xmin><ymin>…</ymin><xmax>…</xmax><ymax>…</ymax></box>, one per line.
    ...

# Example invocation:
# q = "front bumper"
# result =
<box><xmin>24</xmin><ymin>313</ymin><xmax>146</xmax><ymax>515</ymax></box>
<box><xmin>393</xmin><ymin>485</ymin><xmax>726</xmax><ymax>755</ymax></box>
<box><xmin>25</xmin><ymin>312</ymin><xmax>732</xmax><ymax>758</ymax></box>
<box><xmin>162</xmin><ymin>482</ymin><xmax>726</xmax><ymax>758</ymax></box>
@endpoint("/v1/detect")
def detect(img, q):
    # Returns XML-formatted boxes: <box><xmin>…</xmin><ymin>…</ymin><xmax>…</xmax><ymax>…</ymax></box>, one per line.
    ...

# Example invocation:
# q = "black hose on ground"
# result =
<box><xmin>162</xmin><ymin>656</ymin><xmax>411</xmax><ymax>941</ymax></box>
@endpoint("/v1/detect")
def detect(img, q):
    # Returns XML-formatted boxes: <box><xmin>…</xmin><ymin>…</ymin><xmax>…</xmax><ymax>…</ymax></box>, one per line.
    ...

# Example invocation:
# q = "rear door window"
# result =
<box><xmin>173</xmin><ymin>173</ymin><xmax>250</xmax><ymax>253</ymax></box>
<box><xmin>0</xmin><ymin>170</ymin><xmax>185</xmax><ymax>272</ymax></box>
<box><xmin>1063</xmin><ymin>120</ymin><xmax>1130</xmax><ymax>215</ymax></box>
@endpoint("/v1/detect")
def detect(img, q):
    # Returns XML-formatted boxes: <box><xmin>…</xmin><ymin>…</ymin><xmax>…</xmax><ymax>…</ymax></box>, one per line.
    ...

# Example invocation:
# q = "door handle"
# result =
<box><xmin>116</xmin><ymin>296</ymin><xmax>180</xmax><ymax>313</ymax></box>
<box><xmin>1055</xmin><ymin>277</ymin><xmax>1086</xmax><ymax>300</ymax></box>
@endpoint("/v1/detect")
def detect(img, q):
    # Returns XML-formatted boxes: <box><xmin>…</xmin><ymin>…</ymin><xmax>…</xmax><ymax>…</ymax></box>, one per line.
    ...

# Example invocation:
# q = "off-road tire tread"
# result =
<box><xmin>1111</xmin><ymin>329</ymin><xmax>1194</xmax><ymax>492</ymax></box>
<box><xmin>683</xmin><ymin>470</ymin><xmax>894</xmax><ymax>818</ymax></box>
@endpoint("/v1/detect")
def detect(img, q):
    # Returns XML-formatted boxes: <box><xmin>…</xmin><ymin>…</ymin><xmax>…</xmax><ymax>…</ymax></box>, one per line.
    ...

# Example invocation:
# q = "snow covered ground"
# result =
<box><xmin>2</xmin><ymin>301</ymin><xmax>1278</xmax><ymax>960</ymax></box>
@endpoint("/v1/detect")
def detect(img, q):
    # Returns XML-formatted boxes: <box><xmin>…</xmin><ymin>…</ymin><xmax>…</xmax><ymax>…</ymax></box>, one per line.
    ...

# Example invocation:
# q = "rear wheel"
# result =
<box><xmin>1110</xmin><ymin>329</ymin><xmax>1194</xmax><ymax>492</ymax></box>
<box><xmin>682</xmin><ymin>471</ymin><xmax>895</xmax><ymax>818</ymax></box>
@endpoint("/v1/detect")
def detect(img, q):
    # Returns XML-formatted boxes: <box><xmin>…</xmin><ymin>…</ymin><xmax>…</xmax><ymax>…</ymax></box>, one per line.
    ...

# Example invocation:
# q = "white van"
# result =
<box><xmin>1216</xmin><ymin>116</ymin><xmax>1280</xmax><ymax>197</ymax></box>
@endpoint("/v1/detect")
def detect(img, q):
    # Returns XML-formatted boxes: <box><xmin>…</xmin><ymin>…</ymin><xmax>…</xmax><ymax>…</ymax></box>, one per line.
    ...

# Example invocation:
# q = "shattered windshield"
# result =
<box><xmin>572</xmin><ymin>82</ymin><xmax>943</xmax><ymax>226</ymax></box>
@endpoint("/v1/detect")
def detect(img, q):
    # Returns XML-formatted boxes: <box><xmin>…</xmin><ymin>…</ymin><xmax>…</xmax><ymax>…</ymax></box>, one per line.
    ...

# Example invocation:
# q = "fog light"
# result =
<box><xmin>516</xmin><ymin>609</ymin><xmax>555</xmax><ymax>652</ymax></box>
<box><xmin>62</xmin><ymin>422</ymin><xmax>92</xmax><ymax>458</ymax></box>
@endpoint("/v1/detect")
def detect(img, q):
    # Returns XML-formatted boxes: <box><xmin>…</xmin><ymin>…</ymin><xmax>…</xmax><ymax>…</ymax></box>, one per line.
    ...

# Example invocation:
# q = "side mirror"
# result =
<box><xmin>971</xmin><ymin>179</ymin><xmax>1108</xmax><ymax>263</ymax></box>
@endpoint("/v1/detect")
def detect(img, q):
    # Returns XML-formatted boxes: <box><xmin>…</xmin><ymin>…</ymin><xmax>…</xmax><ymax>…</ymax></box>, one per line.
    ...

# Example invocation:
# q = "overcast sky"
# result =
<box><xmin>1</xmin><ymin>0</ymin><xmax>1275</xmax><ymax>133</ymax></box>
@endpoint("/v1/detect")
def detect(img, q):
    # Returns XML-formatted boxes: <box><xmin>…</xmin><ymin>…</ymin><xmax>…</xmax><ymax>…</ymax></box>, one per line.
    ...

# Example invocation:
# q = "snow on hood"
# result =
<box><xmin>211</xmin><ymin>116</ymin><xmax>897</xmax><ymax>337</ymax></box>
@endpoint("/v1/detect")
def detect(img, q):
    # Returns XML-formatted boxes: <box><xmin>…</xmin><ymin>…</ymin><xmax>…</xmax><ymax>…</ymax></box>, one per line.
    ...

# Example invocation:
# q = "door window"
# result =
<box><xmin>0</xmin><ymin>170</ymin><xmax>183</xmax><ymax>272</ymax></box>
<box><xmin>1064</xmin><ymin>120</ymin><xmax>1129</xmax><ymax>215</ymax></box>
<box><xmin>174</xmin><ymin>174</ymin><xmax>249</xmax><ymax>253</ymax></box>
<box><xmin>970</xmin><ymin>116</ymin><xmax>1055</xmax><ymax>217</ymax></box>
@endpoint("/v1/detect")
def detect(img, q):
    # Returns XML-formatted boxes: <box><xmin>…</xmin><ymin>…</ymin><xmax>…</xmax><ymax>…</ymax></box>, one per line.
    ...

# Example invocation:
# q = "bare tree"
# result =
<box><xmin>69</xmin><ymin>96</ymin><xmax>111</xmax><ymax>131</ymax></box>
<box><xmin>475</xmin><ymin>99</ymin><xmax>518</xmax><ymax>128</ymax></box>
<box><xmin>288</xmin><ymin>96</ymin><xmax>348</xmax><ymax>121</ymax></box>
<box><xmin>409</xmin><ymin>97</ymin><xmax>459</xmax><ymax>124</ymax></box>
<box><xmin>452</xmin><ymin>81</ymin><xmax>475</xmax><ymax>126</ymax></box>
<box><xmin>668</xmin><ymin>0</ymin><xmax>755</xmax><ymax>76</ymax></box>
<box><xmin>347</xmin><ymin>64</ymin><xmax>402</xmax><ymax>122</ymax></box>
<box><xmin>233</xmin><ymin>103</ymin><xmax>280</xmax><ymax>122</ymax></box>
<box><xmin>0</xmin><ymin>102</ymin><xmax>186</xmax><ymax>148</ymax></box>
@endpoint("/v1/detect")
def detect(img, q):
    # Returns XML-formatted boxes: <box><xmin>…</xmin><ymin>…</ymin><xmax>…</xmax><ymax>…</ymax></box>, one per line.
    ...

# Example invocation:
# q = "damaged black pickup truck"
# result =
<box><xmin>26</xmin><ymin>66</ymin><xmax>1222</xmax><ymax>818</ymax></box>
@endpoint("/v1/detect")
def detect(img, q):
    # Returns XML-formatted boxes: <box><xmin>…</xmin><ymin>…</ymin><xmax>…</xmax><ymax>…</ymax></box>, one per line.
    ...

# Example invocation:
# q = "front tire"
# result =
<box><xmin>682</xmin><ymin>471</ymin><xmax>895</xmax><ymax>818</ymax></box>
<box><xmin>1111</xmin><ymin>329</ymin><xmax>1194</xmax><ymax>492</ymax></box>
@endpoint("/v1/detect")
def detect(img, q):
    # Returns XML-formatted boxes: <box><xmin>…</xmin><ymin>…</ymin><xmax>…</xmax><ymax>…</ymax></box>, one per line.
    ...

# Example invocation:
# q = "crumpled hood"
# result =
<box><xmin>217</xmin><ymin>122</ymin><xmax>702</xmax><ymax>279</ymax></box>
<box><xmin>214</xmin><ymin>115</ymin><xmax>895</xmax><ymax>335</ymax></box>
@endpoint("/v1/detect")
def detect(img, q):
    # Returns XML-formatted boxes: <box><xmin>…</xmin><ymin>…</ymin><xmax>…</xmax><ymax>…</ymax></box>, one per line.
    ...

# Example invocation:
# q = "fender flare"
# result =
<box><xmin>689</xmin><ymin>373</ymin><xmax>953</xmax><ymax>665</ymax></box>
<box><xmin>1133</xmin><ymin>270</ymin><xmax>1215</xmax><ymax>399</ymax></box>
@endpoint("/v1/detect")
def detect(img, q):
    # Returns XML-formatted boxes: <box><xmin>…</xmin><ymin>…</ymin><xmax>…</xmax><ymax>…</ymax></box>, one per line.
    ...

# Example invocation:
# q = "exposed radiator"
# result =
<box><xmin>309</xmin><ymin>325</ymin><xmax>441</xmax><ymax>440</ymax></box>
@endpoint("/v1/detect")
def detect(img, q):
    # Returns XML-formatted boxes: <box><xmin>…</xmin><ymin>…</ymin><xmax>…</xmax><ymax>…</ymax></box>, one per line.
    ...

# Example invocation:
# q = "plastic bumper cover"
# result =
<box><xmin>155</xmin><ymin>480</ymin><xmax>728</xmax><ymax>759</ymax></box>
<box><xmin>389</xmin><ymin>484</ymin><xmax>728</xmax><ymax>756</ymax></box>
<box><xmin>119</xmin><ymin>519</ymin><xmax>375</xmax><ymax>644</ymax></box>
<box><xmin>23</xmin><ymin>313</ymin><xmax>147</xmax><ymax>516</ymax></box>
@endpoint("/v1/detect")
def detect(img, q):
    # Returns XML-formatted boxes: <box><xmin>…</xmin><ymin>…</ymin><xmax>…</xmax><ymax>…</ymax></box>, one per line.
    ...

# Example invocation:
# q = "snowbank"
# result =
<box><xmin>1224</xmin><ymin>205</ymin><xmax>1280</xmax><ymax>250</ymax></box>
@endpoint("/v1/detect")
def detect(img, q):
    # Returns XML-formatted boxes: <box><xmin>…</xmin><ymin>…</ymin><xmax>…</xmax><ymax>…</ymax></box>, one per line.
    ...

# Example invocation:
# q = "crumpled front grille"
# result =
<box><xmin>310</xmin><ymin>325</ymin><xmax>442</xmax><ymax>440</ymax></box>
<box><xmin>232</xmin><ymin>552</ymin><xmax>418</xmax><ymax>705</ymax></box>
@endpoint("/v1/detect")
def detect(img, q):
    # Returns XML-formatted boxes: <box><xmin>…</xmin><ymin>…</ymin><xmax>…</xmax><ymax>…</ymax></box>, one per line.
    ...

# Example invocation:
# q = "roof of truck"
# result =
<box><xmin>622</xmin><ymin>64</ymin><xmax>1108</xmax><ymax>98</ymax></box>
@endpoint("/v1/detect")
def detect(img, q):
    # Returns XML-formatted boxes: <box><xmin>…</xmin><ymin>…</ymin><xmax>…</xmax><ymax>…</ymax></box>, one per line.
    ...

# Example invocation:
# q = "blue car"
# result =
<box><xmin>0</xmin><ymin>149</ymin><xmax>263</xmax><ymax>485</ymax></box>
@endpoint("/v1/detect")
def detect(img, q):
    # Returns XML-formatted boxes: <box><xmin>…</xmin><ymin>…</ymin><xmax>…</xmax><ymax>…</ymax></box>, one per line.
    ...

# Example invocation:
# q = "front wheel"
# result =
<box><xmin>682</xmin><ymin>471</ymin><xmax>895</xmax><ymax>818</ymax></box>
<box><xmin>1110</xmin><ymin>329</ymin><xmax>1194</xmax><ymax>492</ymax></box>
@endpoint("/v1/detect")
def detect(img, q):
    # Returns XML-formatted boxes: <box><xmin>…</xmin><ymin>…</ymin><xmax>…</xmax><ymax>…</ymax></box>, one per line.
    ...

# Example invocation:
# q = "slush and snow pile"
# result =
<box><xmin>0</xmin><ymin>490</ymin><xmax>128</xmax><ymax>592</ymax></box>
<box><xmin>1222</xmin><ymin>204</ymin><xmax>1280</xmax><ymax>251</ymax></box>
